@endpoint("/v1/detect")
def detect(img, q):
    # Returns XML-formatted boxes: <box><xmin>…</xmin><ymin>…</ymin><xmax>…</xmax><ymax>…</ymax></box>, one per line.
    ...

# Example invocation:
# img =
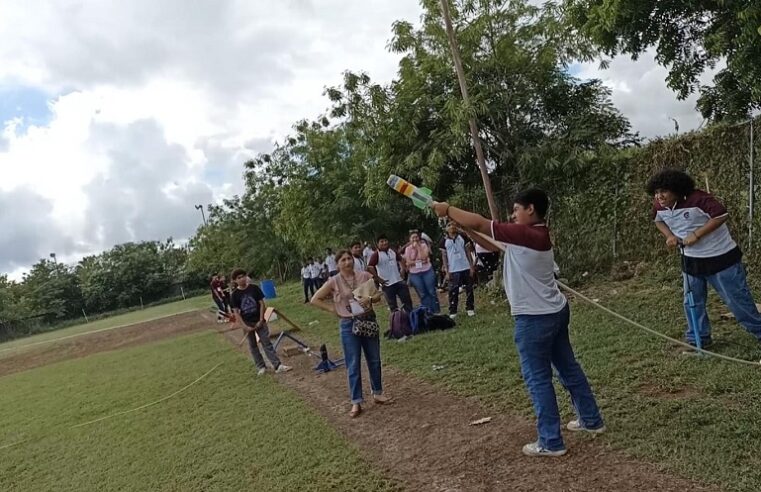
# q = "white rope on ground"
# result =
<box><xmin>0</xmin><ymin>358</ymin><xmax>225</xmax><ymax>451</ymax></box>
<box><xmin>0</xmin><ymin>309</ymin><xmax>200</xmax><ymax>355</ymax></box>
<box><xmin>468</xmin><ymin>229</ymin><xmax>761</xmax><ymax>367</ymax></box>
<box><xmin>558</xmin><ymin>281</ymin><xmax>761</xmax><ymax>367</ymax></box>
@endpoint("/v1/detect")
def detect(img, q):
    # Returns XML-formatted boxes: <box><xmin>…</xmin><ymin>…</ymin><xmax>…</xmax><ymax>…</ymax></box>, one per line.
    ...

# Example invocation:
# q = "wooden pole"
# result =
<box><xmin>439</xmin><ymin>0</ymin><xmax>500</xmax><ymax>221</ymax></box>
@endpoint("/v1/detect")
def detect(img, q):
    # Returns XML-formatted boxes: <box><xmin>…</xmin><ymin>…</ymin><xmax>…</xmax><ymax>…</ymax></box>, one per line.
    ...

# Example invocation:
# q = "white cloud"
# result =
<box><xmin>577</xmin><ymin>52</ymin><xmax>710</xmax><ymax>138</ymax></box>
<box><xmin>0</xmin><ymin>0</ymin><xmax>423</xmax><ymax>277</ymax></box>
<box><xmin>0</xmin><ymin>1</ymin><xmax>717</xmax><ymax>278</ymax></box>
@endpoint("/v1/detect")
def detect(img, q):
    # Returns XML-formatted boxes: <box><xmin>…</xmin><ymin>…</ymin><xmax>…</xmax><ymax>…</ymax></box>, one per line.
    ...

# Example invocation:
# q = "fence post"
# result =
<box><xmin>140</xmin><ymin>297</ymin><xmax>144</xmax><ymax>310</ymax></box>
<box><xmin>612</xmin><ymin>181</ymin><xmax>619</xmax><ymax>259</ymax></box>
<box><xmin>81</xmin><ymin>308</ymin><xmax>89</xmax><ymax>323</ymax></box>
<box><xmin>750</xmin><ymin>119</ymin><xmax>755</xmax><ymax>252</ymax></box>
<box><xmin>180</xmin><ymin>285</ymin><xmax>186</xmax><ymax>300</ymax></box>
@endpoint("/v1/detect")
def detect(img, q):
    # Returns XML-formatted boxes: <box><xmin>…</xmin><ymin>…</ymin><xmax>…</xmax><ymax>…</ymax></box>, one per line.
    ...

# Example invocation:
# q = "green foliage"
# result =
<box><xmin>562</xmin><ymin>0</ymin><xmax>761</xmax><ymax>121</ymax></box>
<box><xmin>2</xmin><ymin>240</ymin><xmax>205</xmax><ymax>337</ymax></box>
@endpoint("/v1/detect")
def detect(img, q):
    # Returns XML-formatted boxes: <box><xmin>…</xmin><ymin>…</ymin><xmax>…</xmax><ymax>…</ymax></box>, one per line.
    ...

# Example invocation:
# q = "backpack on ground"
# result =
<box><xmin>386</xmin><ymin>309</ymin><xmax>412</xmax><ymax>339</ymax></box>
<box><xmin>427</xmin><ymin>314</ymin><xmax>456</xmax><ymax>331</ymax></box>
<box><xmin>409</xmin><ymin>306</ymin><xmax>431</xmax><ymax>335</ymax></box>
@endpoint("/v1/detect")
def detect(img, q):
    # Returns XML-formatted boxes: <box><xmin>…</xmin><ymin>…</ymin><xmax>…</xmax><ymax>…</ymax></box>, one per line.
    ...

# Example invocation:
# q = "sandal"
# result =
<box><xmin>349</xmin><ymin>405</ymin><xmax>362</xmax><ymax>418</ymax></box>
<box><xmin>373</xmin><ymin>395</ymin><xmax>393</xmax><ymax>404</ymax></box>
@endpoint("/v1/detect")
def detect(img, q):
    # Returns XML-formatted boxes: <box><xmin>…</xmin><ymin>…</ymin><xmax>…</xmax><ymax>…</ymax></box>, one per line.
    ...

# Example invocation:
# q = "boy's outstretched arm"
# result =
<box><xmin>432</xmin><ymin>202</ymin><xmax>492</xmax><ymax>235</ymax></box>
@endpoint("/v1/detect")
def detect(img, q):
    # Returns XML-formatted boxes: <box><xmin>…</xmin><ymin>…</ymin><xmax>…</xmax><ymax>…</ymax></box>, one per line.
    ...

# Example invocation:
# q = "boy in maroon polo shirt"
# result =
<box><xmin>647</xmin><ymin>169</ymin><xmax>761</xmax><ymax>347</ymax></box>
<box><xmin>432</xmin><ymin>189</ymin><xmax>604</xmax><ymax>458</ymax></box>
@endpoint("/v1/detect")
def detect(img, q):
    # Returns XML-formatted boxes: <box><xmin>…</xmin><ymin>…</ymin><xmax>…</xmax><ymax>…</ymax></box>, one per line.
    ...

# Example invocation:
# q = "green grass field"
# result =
<box><xmin>267</xmin><ymin>273</ymin><xmax>761</xmax><ymax>492</ymax></box>
<box><xmin>5</xmin><ymin>271</ymin><xmax>761</xmax><ymax>491</ymax></box>
<box><xmin>0</xmin><ymin>331</ymin><xmax>398</xmax><ymax>491</ymax></box>
<box><xmin>0</xmin><ymin>295</ymin><xmax>210</xmax><ymax>356</ymax></box>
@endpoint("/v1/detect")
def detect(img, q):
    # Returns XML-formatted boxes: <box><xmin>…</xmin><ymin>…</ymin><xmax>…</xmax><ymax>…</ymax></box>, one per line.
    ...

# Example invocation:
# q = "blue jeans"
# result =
<box><xmin>340</xmin><ymin>318</ymin><xmax>383</xmax><ymax>404</ymax></box>
<box><xmin>408</xmin><ymin>268</ymin><xmax>440</xmax><ymax>313</ymax></box>
<box><xmin>683</xmin><ymin>261</ymin><xmax>761</xmax><ymax>344</ymax></box>
<box><xmin>514</xmin><ymin>304</ymin><xmax>603</xmax><ymax>451</ymax></box>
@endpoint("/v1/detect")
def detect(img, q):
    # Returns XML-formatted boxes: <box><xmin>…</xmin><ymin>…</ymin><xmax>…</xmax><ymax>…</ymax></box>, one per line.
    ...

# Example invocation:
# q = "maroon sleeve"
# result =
<box><xmin>696</xmin><ymin>191</ymin><xmax>728</xmax><ymax>218</ymax></box>
<box><xmin>368</xmin><ymin>251</ymin><xmax>380</xmax><ymax>267</ymax></box>
<box><xmin>491</xmin><ymin>221</ymin><xmax>551</xmax><ymax>251</ymax></box>
<box><xmin>438</xmin><ymin>237</ymin><xmax>446</xmax><ymax>250</ymax></box>
<box><xmin>460</xmin><ymin>233</ymin><xmax>473</xmax><ymax>246</ymax></box>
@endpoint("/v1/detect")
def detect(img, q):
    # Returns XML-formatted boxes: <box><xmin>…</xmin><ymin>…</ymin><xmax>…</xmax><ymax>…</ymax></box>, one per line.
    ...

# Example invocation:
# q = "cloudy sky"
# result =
<box><xmin>0</xmin><ymin>0</ymin><xmax>706</xmax><ymax>278</ymax></box>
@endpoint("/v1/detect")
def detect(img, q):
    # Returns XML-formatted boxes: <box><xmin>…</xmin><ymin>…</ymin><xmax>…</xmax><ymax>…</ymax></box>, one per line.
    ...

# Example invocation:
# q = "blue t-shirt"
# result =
<box><xmin>231</xmin><ymin>284</ymin><xmax>264</xmax><ymax>324</ymax></box>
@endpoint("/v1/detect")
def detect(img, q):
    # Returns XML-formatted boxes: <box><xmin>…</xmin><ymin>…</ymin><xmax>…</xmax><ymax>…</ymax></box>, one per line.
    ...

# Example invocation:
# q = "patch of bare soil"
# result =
<box><xmin>0</xmin><ymin>311</ymin><xmax>210</xmax><ymax>377</ymax></box>
<box><xmin>221</xmin><ymin>329</ymin><xmax>720</xmax><ymax>492</ymax></box>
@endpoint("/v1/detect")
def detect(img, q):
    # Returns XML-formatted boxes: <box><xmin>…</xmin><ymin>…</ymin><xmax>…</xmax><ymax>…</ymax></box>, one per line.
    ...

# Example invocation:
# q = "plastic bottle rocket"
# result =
<box><xmin>386</xmin><ymin>175</ymin><xmax>434</xmax><ymax>210</ymax></box>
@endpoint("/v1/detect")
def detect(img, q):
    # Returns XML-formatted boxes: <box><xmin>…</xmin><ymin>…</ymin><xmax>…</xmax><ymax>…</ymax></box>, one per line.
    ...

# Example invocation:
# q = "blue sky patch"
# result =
<box><xmin>0</xmin><ymin>85</ymin><xmax>54</xmax><ymax>133</ymax></box>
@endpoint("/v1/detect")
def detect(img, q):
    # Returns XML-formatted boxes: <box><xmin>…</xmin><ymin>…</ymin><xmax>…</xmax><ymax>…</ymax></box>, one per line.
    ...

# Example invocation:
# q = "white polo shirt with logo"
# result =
<box><xmin>368</xmin><ymin>249</ymin><xmax>403</xmax><ymax>286</ymax></box>
<box><xmin>490</xmin><ymin>221</ymin><xmax>566</xmax><ymax>316</ymax></box>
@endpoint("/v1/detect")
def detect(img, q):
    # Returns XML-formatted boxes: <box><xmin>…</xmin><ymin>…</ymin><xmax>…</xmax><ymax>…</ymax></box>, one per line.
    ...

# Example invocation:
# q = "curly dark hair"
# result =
<box><xmin>645</xmin><ymin>169</ymin><xmax>696</xmax><ymax>197</ymax></box>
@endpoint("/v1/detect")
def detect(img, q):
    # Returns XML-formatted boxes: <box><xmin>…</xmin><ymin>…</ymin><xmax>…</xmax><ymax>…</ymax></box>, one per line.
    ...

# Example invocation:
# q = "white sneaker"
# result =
<box><xmin>449</xmin><ymin>314</ymin><xmax>457</xmax><ymax>319</ymax></box>
<box><xmin>275</xmin><ymin>365</ymin><xmax>292</xmax><ymax>374</ymax></box>
<box><xmin>521</xmin><ymin>441</ymin><xmax>567</xmax><ymax>457</ymax></box>
<box><xmin>566</xmin><ymin>419</ymin><xmax>606</xmax><ymax>434</ymax></box>
<box><xmin>466</xmin><ymin>310</ymin><xmax>475</xmax><ymax>317</ymax></box>
<box><xmin>256</xmin><ymin>368</ymin><xmax>266</xmax><ymax>376</ymax></box>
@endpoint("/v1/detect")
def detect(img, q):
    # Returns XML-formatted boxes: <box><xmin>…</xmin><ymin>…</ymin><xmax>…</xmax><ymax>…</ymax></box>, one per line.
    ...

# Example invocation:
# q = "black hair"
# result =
<box><xmin>349</xmin><ymin>240</ymin><xmax>362</xmax><ymax>248</ymax></box>
<box><xmin>230</xmin><ymin>268</ymin><xmax>247</xmax><ymax>280</ymax></box>
<box><xmin>645</xmin><ymin>169</ymin><xmax>696</xmax><ymax>197</ymax></box>
<box><xmin>514</xmin><ymin>188</ymin><xmax>550</xmax><ymax>218</ymax></box>
<box><xmin>376</xmin><ymin>234</ymin><xmax>388</xmax><ymax>242</ymax></box>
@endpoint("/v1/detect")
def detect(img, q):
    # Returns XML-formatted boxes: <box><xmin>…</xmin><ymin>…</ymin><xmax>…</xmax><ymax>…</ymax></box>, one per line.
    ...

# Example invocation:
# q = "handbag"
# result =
<box><xmin>352</xmin><ymin>312</ymin><xmax>380</xmax><ymax>337</ymax></box>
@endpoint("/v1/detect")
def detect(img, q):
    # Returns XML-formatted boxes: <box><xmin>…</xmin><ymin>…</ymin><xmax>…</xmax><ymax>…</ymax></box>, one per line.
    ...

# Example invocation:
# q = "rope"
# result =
<box><xmin>467</xmin><ymin>228</ymin><xmax>761</xmax><ymax>367</ymax></box>
<box><xmin>0</xmin><ymin>356</ymin><xmax>225</xmax><ymax>451</ymax></box>
<box><xmin>557</xmin><ymin>281</ymin><xmax>761</xmax><ymax>367</ymax></box>
<box><xmin>0</xmin><ymin>309</ymin><xmax>199</xmax><ymax>355</ymax></box>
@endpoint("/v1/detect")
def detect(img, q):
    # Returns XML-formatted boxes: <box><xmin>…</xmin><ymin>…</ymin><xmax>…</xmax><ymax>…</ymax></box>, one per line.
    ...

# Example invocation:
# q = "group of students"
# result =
<box><xmin>233</xmin><ymin>168</ymin><xmax>761</xmax><ymax>458</ymax></box>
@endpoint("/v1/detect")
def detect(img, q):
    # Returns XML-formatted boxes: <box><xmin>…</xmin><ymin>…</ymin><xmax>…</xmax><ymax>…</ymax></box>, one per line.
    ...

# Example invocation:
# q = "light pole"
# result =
<box><xmin>194</xmin><ymin>204</ymin><xmax>207</xmax><ymax>226</ymax></box>
<box><xmin>49</xmin><ymin>252</ymin><xmax>57</xmax><ymax>264</ymax></box>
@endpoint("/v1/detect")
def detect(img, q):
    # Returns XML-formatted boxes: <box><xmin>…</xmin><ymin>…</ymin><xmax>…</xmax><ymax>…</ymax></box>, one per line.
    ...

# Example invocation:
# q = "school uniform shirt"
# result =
<box><xmin>368</xmin><ymin>249</ymin><xmax>403</xmax><ymax>286</ymax></box>
<box><xmin>363</xmin><ymin>246</ymin><xmax>374</xmax><ymax>263</ymax></box>
<box><xmin>439</xmin><ymin>233</ymin><xmax>472</xmax><ymax>273</ymax></box>
<box><xmin>325</xmin><ymin>254</ymin><xmax>337</xmax><ymax>272</ymax></box>
<box><xmin>353</xmin><ymin>255</ymin><xmax>367</xmax><ymax>272</ymax></box>
<box><xmin>301</xmin><ymin>267</ymin><xmax>311</xmax><ymax>280</ymax></box>
<box><xmin>230</xmin><ymin>284</ymin><xmax>265</xmax><ymax>324</ymax></box>
<box><xmin>490</xmin><ymin>221</ymin><xmax>566</xmax><ymax>316</ymax></box>
<box><xmin>309</xmin><ymin>263</ymin><xmax>322</xmax><ymax>279</ymax></box>
<box><xmin>651</xmin><ymin>190</ymin><xmax>741</xmax><ymax>275</ymax></box>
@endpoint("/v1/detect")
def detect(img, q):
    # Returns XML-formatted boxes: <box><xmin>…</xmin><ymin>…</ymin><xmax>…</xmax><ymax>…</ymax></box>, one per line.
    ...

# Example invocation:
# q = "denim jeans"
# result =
<box><xmin>683</xmin><ymin>261</ymin><xmax>761</xmax><ymax>344</ymax></box>
<box><xmin>408</xmin><ymin>268</ymin><xmax>440</xmax><ymax>313</ymax></box>
<box><xmin>514</xmin><ymin>304</ymin><xmax>603</xmax><ymax>451</ymax></box>
<box><xmin>448</xmin><ymin>269</ymin><xmax>474</xmax><ymax>314</ymax></box>
<box><xmin>340</xmin><ymin>317</ymin><xmax>383</xmax><ymax>404</ymax></box>
<box><xmin>383</xmin><ymin>281</ymin><xmax>413</xmax><ymax>312</ymax></box>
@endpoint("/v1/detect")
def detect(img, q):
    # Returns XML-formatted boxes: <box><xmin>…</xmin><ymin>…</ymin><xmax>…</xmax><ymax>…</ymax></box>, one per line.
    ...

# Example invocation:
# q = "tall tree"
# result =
<box><xmin>562</xmin><ymin>0</ymin><xmax>761</xmax><ymax>121</ymax></box>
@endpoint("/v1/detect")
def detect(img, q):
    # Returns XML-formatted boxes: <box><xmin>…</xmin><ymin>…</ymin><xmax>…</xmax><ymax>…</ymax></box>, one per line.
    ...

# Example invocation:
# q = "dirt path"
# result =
<box><xmin>223</xmin><ymin>328</ymin><xmax>719</xmax><ymax>492</ymax></box>
<box><xmin>0</xmin><ymin>311</ymin><xmax>210</xmax><ymax>377</ymax></box>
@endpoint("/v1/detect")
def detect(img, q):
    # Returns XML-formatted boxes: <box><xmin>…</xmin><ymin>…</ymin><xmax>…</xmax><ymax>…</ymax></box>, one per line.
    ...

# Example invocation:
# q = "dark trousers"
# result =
<box><xmin>448</xmin><ymin>270</ymin><xmax>474</xmax><ymax>314</ymax></box>
<box><xmin>382</xmin><ymin>282</ymin><xmax>413</xmax><ymax>312</ymax></box>
<box><xmin>244</xmin><ymin>322</ymin><xmax>282</xmax><ymax>370</ymax></box>
<box><xmin>303</xmin><ymin>278</ymin><xmax>315</xmax><ymax>301</ymax></box>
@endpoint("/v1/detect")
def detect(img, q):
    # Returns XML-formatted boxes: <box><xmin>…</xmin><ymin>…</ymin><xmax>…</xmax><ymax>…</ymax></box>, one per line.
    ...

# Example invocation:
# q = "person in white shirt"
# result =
<box><xmin>432</xmin><ymin>189</ymin><xmax>604</xmax><ymax>458</ymax></box>
<box><xmin>351</xmin><ymin>241</ymin><xmax>367</xmax><ymax>272</ymax></box>
<box><xmin>368</xmin><ymin>234</ymin><xmax>413</xmax><ymax>312</ymax></box>
<box><xmin>439</xmin><ymin>222</ymin><xmax>476</xmax><ymax>318</ymax></box>
<box><xmin>309</xmin><ymin>258</ymin><xmax>324</xmax><ymax>289</ymax></box>
<box><xmin>325</xmin><ymin>248</ymin><xmax>338</xmax><ymax>276</ymax></box>
<box><xmin>301</xmin><ymin>261</ymin><xmax>313</xmax><ymax>303</ymax></box>
<box><xmin>363</xmin><ymin>242</ymin><xmax>374</xmax><ymax>265</ymax></box>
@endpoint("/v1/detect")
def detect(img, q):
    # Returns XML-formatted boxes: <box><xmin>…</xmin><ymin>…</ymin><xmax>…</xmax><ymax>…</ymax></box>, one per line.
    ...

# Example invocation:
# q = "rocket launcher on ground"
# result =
<box><xmin>386</xmin><ymin>175</ymin><xmax>433</xmax><ymax>210</ymax></box>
